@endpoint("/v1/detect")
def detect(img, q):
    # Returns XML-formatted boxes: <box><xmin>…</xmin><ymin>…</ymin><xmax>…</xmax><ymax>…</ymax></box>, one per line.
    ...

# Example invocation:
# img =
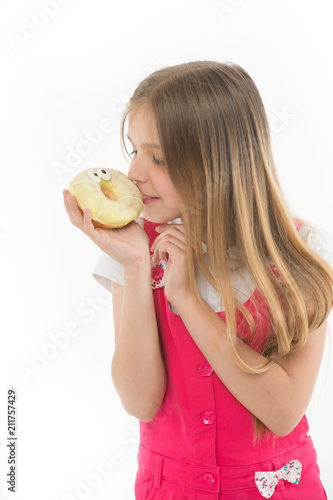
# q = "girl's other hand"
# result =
<box><xmin>151</xmin><ymin>224</ymin><xmax>192</xmax><ymax>305</ymax></box>
<box><xmin>63</xmin><ymin>189</ymin><xmax>150</xmax><ymax>269</ymax></box>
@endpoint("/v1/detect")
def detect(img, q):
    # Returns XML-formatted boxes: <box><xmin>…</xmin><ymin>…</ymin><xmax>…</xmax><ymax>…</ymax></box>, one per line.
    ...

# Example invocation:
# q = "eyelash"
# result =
<box><xmin>129</xmin><ymin>150</ymin><xmax>165</xmax><ymax>166</ymax></box>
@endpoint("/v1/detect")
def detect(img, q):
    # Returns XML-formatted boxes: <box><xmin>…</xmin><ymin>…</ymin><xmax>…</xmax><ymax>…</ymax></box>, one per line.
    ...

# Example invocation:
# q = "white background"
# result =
<box><xmin>1</xmin><ymin>1</ymin><xmax>333</xmax><ymax>499</ymax></box>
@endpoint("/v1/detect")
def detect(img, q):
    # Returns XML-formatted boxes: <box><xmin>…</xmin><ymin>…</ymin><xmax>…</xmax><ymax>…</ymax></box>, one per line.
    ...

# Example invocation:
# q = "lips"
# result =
<box><xmin>141</xmin><ymin>194</ymin><xmax>159</xmax><ymax>199</ymax></box>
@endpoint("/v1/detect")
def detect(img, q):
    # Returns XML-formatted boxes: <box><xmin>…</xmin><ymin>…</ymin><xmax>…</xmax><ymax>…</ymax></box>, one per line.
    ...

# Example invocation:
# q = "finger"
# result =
<box><xmin>157</xmin><ymin>226</ymin><xmax>188</xmax><ymax>247</ymax></box>
<box><xmin>153</xmin><ymin>236</ymin><xmax>186</xmax><ymax>262</ymax></box>
<box><xmin>82</xmin><ymin>207</ymin><xmax>97</xmax><ymax>237</ymax></box>
<box><xmin>63</xmin><ymin>189</ymin><xmax>75</xmax><ymax>205</ymax></box>
<box><xmin>157</xmin><ymin>224</ymin><xmax>185</xmax><ymax>234</ymax></box>
<box><xmin>166</xmin><ymin>224</ymin><xmax>197</xmax><ymax>248</ymax></box>
<box><xmin>152</xmin><ymin>226</ymin><xmax>186</xmax><ymax>250</ymax></box>
<box><xmin>63</xmin><ymin>190</ymin><xmax>78</xmax><ymax>225</ymax></box>
<box><xmin>63</xmin><ymin>189</ymin><xmax>70</xmax><ymax>209</ymax></box>
<box><xmin>158</xmin><ymin>241</ymin><xmax>187</xmax><ymax>263</ymax></box>
<box><xmin>65</xmin><ymin>193</ymin><xmax>86</xmax><ymax>230</ymax></box>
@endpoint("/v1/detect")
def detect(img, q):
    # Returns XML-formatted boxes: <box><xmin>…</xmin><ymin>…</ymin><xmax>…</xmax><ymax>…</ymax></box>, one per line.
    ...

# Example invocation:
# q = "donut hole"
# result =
<box><xmin>102</xmin><ymin>189</ymin><xmax>117</xmax><ymax>201</ymax></box>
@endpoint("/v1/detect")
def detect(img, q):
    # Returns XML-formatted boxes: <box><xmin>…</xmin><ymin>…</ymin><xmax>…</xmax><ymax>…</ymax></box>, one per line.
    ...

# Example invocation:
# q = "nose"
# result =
<box><xmin>127</xmin><ymin>155</ymin><xmax>147</xmax><ymax>184</ymax></box>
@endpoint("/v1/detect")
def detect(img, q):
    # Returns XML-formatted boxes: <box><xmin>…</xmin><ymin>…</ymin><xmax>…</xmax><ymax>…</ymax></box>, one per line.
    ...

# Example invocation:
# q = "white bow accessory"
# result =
<box><xmin>254</xmin><ymin>459</ymin><xmax>302</xmax><ymax>498</ymax></box>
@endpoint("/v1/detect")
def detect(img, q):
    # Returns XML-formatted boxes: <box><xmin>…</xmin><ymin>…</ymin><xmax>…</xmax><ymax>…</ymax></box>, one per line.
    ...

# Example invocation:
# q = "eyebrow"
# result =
<box><xmin>127</xmin><ymin>134</ymin><xmax>161</xmax><ymax>149</ymax></box>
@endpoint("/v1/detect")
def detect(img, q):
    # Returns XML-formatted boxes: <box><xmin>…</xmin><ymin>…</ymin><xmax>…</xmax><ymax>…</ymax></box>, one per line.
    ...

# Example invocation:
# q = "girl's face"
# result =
<box><xmin>127</xmin><ymin>105</ymin><xmax>182</xmax><ymax>224</ymax></box>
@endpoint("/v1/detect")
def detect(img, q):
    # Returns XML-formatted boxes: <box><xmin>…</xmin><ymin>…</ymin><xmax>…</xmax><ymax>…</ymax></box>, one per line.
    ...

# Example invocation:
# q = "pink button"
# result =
<box><xmin>199</xmin><ymin>362</ymin><xmax>213</xmax><ymax>376</ymax></box>
<box><xmin>201</xmin><ymin>472</ymin><xmax>216</xmax><ymax>487</ymax></box>
<box><xmin>201</xmin><ymin>410</ymin><xmax>216</xmax><ymax>425</ymax></box>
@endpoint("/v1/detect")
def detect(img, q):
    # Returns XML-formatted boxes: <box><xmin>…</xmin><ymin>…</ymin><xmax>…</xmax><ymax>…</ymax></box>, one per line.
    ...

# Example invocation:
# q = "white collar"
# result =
<box><xmin>166</xmin><ymin>217</ymin><xmax>183</xmax><ymax>225</ymax></box>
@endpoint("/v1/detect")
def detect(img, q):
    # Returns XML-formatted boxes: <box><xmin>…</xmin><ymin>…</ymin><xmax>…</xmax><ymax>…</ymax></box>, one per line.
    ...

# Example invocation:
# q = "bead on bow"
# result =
<box><xmin>254</xmin><ymin>459</ymin><xmax>302</xmax><ymax>498</ymax></box>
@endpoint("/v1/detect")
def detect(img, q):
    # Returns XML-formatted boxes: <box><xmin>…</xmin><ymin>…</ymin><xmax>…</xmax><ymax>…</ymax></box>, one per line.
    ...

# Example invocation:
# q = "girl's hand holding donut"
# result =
<box><xmin>63</xmin><ymin>168</ymin><xmax>150</xmax><ymax>269</ymax></box>
<box><xmin>63</xmin><ymin>189</ymin><xmax>150</xmax><ymax>270</ymax></box>
<box><xmin>151</xmin><ymin>224</ymin><xmax>192</xmax><ymax>305</ymax></box>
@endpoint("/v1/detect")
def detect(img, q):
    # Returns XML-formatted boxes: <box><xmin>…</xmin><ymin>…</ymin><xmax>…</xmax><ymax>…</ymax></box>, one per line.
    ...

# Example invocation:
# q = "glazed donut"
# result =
<box><xmin>68</xmin><ymin>168</ymin><xmax>143</xmax><ymax>228</ymax></box>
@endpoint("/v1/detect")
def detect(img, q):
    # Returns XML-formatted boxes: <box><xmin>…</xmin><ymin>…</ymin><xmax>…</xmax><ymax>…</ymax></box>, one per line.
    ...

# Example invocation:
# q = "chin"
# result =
<box><xmin>143</xmin><ymin>210</ymin><xmax>180</xmax><ymax>224</ymax></box>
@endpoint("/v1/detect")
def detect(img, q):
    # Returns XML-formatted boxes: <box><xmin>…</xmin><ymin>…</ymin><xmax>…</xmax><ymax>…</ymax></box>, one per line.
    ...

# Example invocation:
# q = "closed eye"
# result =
<box><xmin>129</xmin><ymin>150</ymin><xmax>165</xmax><ymax>166</ymax></box>
<box><xmin>152</xmin><ymin>156</ymin><xmax>165</xmax><ymax>166</ymax></box>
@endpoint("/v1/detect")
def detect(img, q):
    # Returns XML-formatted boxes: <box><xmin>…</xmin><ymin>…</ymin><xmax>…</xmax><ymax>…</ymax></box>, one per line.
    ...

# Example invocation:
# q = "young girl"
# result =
<box><xmin>63</xmin><ymin>61</ymin><xmax>333</xmax><ymax>499</ymax></box>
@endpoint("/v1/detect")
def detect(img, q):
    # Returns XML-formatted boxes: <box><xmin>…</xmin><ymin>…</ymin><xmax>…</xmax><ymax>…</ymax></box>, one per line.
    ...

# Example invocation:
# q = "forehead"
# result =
<box><xmin>127</xmin><ymin>105</ymin><xmax>161</xmax><ymax>148</ymax></box>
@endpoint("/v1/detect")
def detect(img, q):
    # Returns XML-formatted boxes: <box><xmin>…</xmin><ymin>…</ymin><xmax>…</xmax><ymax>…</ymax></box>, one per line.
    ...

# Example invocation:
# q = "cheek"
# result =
<box><xmin>158</xmin><ymin>172</ymin><xmax>180</xmax><ymax>207</ymax></box>
<box><xmin>166</xmin><ymin>190</ymin><xmax>181</xmax><ymax>214</ymax></box>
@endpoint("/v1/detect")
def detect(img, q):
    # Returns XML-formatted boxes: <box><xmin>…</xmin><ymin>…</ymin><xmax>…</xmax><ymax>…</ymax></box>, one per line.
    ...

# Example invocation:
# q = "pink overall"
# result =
<box><xmin>135</xmin><ymin>218</ymin><xmax>327</xmax><ymax>500</ymax></box>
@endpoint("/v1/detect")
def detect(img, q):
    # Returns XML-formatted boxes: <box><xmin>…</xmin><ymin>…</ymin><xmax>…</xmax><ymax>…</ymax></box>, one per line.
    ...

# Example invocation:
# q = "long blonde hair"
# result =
<box><xmin>120</xmin><ymin>61</ymin><xmax>333</xmax><ymax>439</ymax></box>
